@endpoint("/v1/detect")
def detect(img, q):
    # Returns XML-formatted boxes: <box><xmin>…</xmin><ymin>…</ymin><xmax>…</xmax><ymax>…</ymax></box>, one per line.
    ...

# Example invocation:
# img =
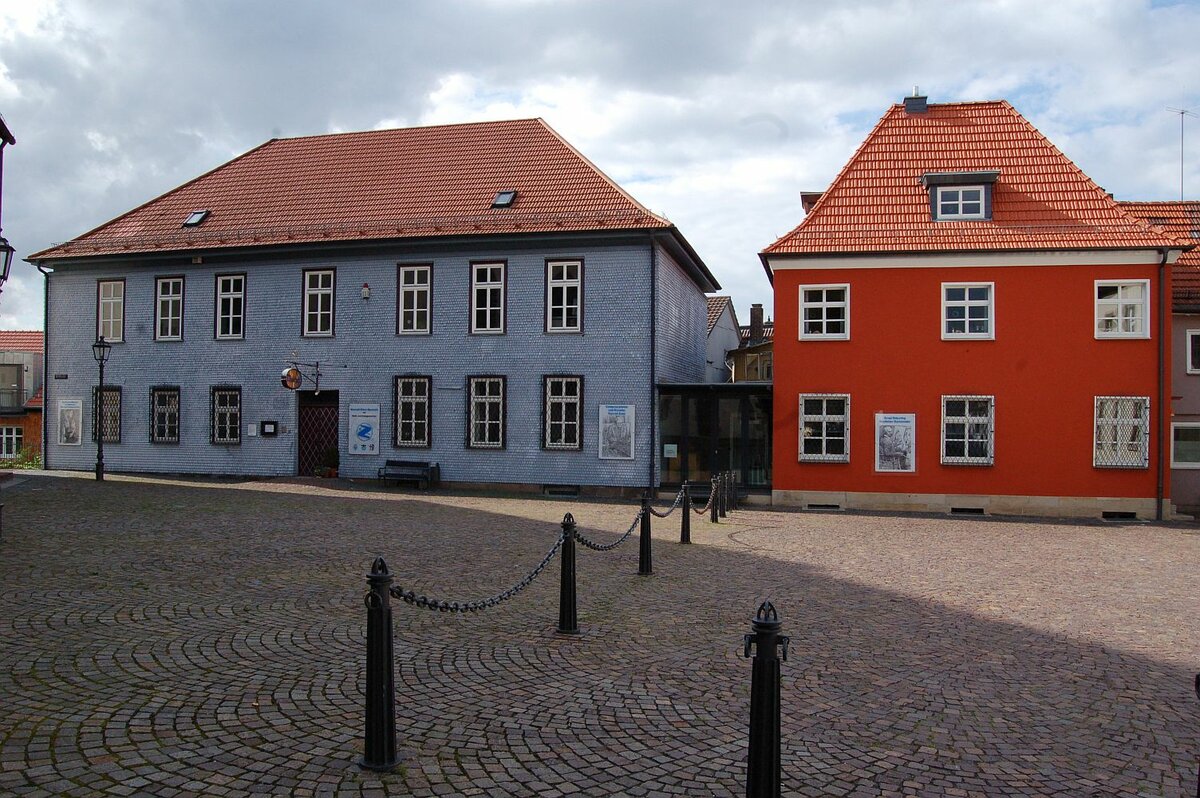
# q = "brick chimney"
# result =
<box><xmin>749</xmin><ymin>303</ymin><xmax>764</xmax><ymax>343</ymax></box>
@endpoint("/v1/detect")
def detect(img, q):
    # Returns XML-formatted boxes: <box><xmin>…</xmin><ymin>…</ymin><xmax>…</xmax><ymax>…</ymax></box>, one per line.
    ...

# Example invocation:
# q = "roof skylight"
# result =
<box><xmin>491</xmin><ymin>191</ymin><xmax>517</xmax><ymax>209</ymax></box>
<box><xmin>182</xmin><ymin>209</ymin><xmax>210</xmax><ymax>227</ymax></box>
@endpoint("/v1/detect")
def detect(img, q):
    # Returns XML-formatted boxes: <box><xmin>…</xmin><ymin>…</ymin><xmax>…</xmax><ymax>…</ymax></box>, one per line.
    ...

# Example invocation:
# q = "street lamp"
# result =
<box><xmin>0</xmin><ymin>236</ymin><xmax>12</xmax><ymax>291</ymax></box>
<box><xmin>92</xmin><ymin>336</ymin><xmax>111</xmax><ymax>481</ymax></box>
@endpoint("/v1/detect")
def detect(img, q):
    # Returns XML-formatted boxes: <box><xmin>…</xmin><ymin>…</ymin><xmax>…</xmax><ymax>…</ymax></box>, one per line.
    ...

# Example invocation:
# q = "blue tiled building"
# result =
<box><xmin>30</xmin><ymin>119</ymin><xmax>718</xmax><ymax>492</ymax></box>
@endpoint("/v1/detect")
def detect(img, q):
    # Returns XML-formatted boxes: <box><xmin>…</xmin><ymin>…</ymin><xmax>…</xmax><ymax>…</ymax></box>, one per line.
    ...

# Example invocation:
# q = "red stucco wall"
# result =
<box><xmin>772</xmin><ymin>262</ymin><xmax>1168</xmax><ymax>500</ymax></box>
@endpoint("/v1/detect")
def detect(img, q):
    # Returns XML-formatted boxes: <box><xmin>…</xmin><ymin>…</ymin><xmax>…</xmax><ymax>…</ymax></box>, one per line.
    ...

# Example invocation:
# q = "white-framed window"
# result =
<box><xmin>92</xmin><ymin>385</ymin><xmax>121</xmax><ymax>443</ymax></box>
<box><xmin>1094</xmin><ymin>396</ymin><xmax>1149</xmax><ymax>468</ymax></box>
<box><xmin>211</xmin><ymin>386</ymin><xmax>241</xmax><ymax>445</ymax></box>
<box><xmin>544</xmin><ymin>375</ymin><xmax>582</xmax><ymax>450</ymax></box>
<box><xmin>800</xmin><ymin>285</ymin><xmax>849</xmax><ymax>340</ymax></box>
<box><xmin>935</xmin><ymin>186</ymin><xmax>985</xmax><ymax>220</ymax></box>
<box><xmin>155</xmin><ymin>277</ymin><xmax>183</xmax><ymax>341</ymax></box>
<box><xmin>98</xmin><ymin>280</ymin><xmax>124</xmax><ymax>342</ymax></box>
<box><xmin>398</xmin><ymin>266</ymin><xmax>431</xmax><ymax>335</ymax></box>
<box><xmin>394</xmin><ymin>376</ymin><xmax>431</xmax><ymax>447</ymax></box>
<box><xmin>941</xmin><ymin>395</ymin><xmax>994</xmax><ymax>465</ymax></box>
<box><xmin>546</xmin><ymin>260</ymin><xmax>582</xmax><ymax>333</ymax></box>
<box><xmin>149</xmin><ymin>386</ymin><xmax>181</xmax><ymax>444</ymax></box>
<box><xmin>471</xmin><ymin>262</ymin><xmax>505</xmax><ymax>334</ymax></box>
<box><xmin>1171</xmin><ymin>423</ymin><xmax>1200</xmax><ymax>469</ymax></box>
<box><xmin>1095</xmin><ymin>280</ymin><xmax>1149</xmax><ymax>339</ymax></box>
<box><xmin>799</xmin><ymin>393</ymin><xmax>849</xmax><ymax>462</ymax></box>
<box><xmin>216</xmin><ymin>274</ymin><xmax>245</xmax><ymax>340</ymax></box>
<box><xmin>0</xmin><ymin>426</ymin><xmax>22</xmax><ymax>459</ymax></box>
<box><xmin>303</xmin><ymin>269</ymin><xmax>335</xmax><ymax>336</ymax></box>
<box><xmin>942</xmin><ymin>283</ymin><xmax>993</xmax><ymax>339</ymax></box>
<box><xmin>467</xmin><ymin>376</ymin><xmax>505</xmax><ymax>448</ymax></box>
<box><xmin>745</xmin><ymin>352</ymin><xmax>773</xmax><ymax>381</ymax></box>
<box><xmin>1186</xmin><ymin>330</ymin><xmax>1200</xmax><ymax>374</ymax></box>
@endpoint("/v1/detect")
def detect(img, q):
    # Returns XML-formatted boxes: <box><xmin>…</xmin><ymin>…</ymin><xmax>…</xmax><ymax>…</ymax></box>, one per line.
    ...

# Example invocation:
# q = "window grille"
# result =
<box><xmin>941</xmin><ymin>395</ymin><xmax>994</xmax><ymax>465</ymax></box>
<box><xmin>211</xmin><ymin>386</ymin><xmax>241</xmax><ymax>445</ymax></box>
<box><xmin>799</xmin><ymin>394</ymin><xmax>849</xmax><ymax>462</ymax></box>
<box><xmin>149</xmin><ymin>386</ymin><xmax>181</xmax><ymax>444</ymax></box>
<box><xmin>467</xmin><ymin>376</ymin><xmax>505</xmax><ymax>448</ymax></box>
<box><xmin>544</xmin><ymin>376</ymin><xmax>582</xmax><ymax>450</ymax></box>
<box><xmin>394</xmin><ymin>376</ymin><xmax>431</xmax><ymax>447</ymax></box>
<box><xmin>1094</xmin><ymin>396</ymin><xmax>1149</xmax><ymax>468</ymax></box>
<box><xmin>92</xmin><ymin>385</ymin><xmax>122</xmax><ymax>443</ymax></box>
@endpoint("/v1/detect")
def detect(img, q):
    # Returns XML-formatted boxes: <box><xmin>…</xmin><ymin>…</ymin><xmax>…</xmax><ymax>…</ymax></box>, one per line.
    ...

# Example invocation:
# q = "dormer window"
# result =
<box><xmin>491</xmin><ymin>190</ymin><xmax>517</xmax><ymax>209</ymax></box>
<box><xmin>182</xmin><ymin>210</ymin><xmax>210</xmax><ymax>227</ymax></box>
<box><xmin>921</xmin><ymin>171</ymin><xmax>998</xmax><ymax>222</ymax></box>
<box><xmin>936</xmin><ymin>186</ymin><xmax>985</xmax><ymax>220</ymax></box>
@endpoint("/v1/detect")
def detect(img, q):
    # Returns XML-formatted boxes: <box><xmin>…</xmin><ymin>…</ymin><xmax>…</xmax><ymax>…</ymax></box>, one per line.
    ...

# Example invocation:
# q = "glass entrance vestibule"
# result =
<box><xmin>659</xmin><ymin>384</ymin><xmax>772</xmax><ymax>491</ymax></box>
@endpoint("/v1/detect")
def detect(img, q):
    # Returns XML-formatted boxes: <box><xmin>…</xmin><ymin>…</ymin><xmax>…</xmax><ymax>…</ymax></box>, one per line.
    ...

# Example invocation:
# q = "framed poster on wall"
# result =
<box><xmin>599</xmin><ymin>404</ymin><xmax>635</xmax><ymax>460</ymax></box>
<box><xmin>875</xmin><ymin>413</ymin><xmax>915</xmax><ymax>472</ymax></box>
<box><xmin>348</xmin><ymin>403</ymin><xmax>380</xmax><ymax>455</ymax></box>
<box><xmin>58</xmin><ymin>399</ymin><xmax>83</xmax><ymax>445</ymax></box>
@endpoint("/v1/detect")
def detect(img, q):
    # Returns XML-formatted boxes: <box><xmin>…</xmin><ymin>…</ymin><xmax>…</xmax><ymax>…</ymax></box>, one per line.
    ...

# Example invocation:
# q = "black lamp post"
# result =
<box><xmin>92</xmin><ymin>336</ymin><xmax>111</xmax><ymax>481</ymax></box>
<box><xmin>0</xmin><ymin>114</ymin><xmax>14</xmax><ymax>296</ymax></box>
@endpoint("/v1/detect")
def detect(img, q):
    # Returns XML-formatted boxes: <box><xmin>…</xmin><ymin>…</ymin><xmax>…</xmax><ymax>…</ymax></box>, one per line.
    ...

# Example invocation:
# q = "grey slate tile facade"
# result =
<box><xmin>42</xmin><ymin>235</ymin><xmax>708</xmax><ymax>489</ymax></box>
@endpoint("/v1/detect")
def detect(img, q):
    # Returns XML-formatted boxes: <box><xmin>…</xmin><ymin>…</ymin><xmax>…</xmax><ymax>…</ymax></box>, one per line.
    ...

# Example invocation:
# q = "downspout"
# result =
<box><xmin>649</xmin><ymin>240</ymin><xmax>657</xmax><ymax>493</ymax></box>
<box><xmin>36</xmin><ymin>263</ymin><xmax>51</xmax><ymax>470</ymax></box>
<box><xmin>1156</xmin><ymin>248</ymin><xmax>1168</xmax><ymax>521</ymax></box>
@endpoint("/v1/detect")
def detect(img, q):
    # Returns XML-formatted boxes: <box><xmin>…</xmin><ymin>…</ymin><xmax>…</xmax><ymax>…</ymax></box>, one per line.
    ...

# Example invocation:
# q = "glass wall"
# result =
<box><xmin>659</xmin><ymin>387</ymin><xmax>771</xmax><ymax>489</ymax></box>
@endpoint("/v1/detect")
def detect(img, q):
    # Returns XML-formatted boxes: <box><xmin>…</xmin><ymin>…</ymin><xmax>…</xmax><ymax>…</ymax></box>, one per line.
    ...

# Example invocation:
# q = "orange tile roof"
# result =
<box><xmin>739</xmin><ymin>321</ymin><xmax>774</xmax><ymax>344</ymax></box>
<box><xmin>0</xmin><ymin>330</ymin><xmax>43</xmax><ymax>353</ymax></box>
<box><xmin>764</xmin><ymin>100</ymin><xmax>1186</xmax><ymax>257</ymax></box>
<box><xmin>706</xmin><ymin>296</ymin><xmax>733</xmax><ymax>334</ymax></box>
<box><xmin>32</xmin><ymin>119</ymin><xmax>676</xmax><ymax>261</ymax></box>
<box><xmin>1120</xmin><ymin>201</ymin><xmax>1200</xmax><ymax>309</ymax></box>
<box><xmin>25</xmin><ymin>387</ymin><xmax>42</xmax><ymax>409</ymax></box>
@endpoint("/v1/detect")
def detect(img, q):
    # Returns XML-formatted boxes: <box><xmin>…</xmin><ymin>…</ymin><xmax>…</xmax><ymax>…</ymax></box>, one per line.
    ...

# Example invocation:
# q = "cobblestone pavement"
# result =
<box><xmin>0</xmin><ymin>472</ymin><xmax>1197</xmax><ymax>797</ymax></box>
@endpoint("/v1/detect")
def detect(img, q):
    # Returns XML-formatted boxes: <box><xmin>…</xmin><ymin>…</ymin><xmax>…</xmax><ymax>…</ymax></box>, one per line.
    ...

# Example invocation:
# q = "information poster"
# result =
<box><xmin>875</xmin><ymin>413</ymin><xmax>915</xmax><ymax>472</ymax></box>
<box><xmin>599</xmin><ymin>404</ymin><xmax>635</xmax><ymax>460</ymax></box>
<box><xmin>58</xmin><ymin>399</ymin><xmax>82</xmax><ymax>445</ymax></box>
<box><xmin>348</xmin><ymin>403</ymin><xmax>380</xmax><ymax>455</ymax></box>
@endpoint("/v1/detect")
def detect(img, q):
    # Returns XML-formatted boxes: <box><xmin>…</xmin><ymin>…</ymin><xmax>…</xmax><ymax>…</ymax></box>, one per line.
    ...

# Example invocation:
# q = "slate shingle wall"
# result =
<box><xmin>44</xmin><ymin>238</ymin><xmax>697</xmax><ymax>488</ymax></box>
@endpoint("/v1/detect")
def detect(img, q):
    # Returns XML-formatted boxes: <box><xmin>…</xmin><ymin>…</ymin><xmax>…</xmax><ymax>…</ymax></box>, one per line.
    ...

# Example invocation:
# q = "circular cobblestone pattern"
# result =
<box><xmin>0</xmin><ymin>472</ymin><xmax>1197</xmax><ymax>796</ymax></box>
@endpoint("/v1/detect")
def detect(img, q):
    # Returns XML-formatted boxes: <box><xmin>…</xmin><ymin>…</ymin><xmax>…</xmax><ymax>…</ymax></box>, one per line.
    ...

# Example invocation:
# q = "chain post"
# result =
<box><xmin>718</xmin><ymin>472</ymin><xmax>728</xmax><ymax>518</ymax></box>
<box><xmin>680</xmin><ymin>483</ymin><xmax>691</xmax><ymax>544</ymax></box>
<box><xmin>638</xmin><ymin>493</ymin><xmax>653</xmax><ymax>575</ymax></box>
<box><xmin>730</xmin><ymin>472</ymin><xmax>739</xmax><ymax>511</ymax></box>
<box><xmin>710</xmin><ymin>476</ymin><xmax>719</xmax><ymax>523</ymax></box>
<box><xmin>743</xmin><ymin>601</ymin><xmax>788</xmax><ymax>798</ymax></box>
<box><xmin>558</xmin><ymin>514</ymin><xmax>579</xmax><ymax>634</ymax></box>
<box><xmin>360</xmin><ymin>557</ymin><xmax>399</xmax><ymax>772</ymax></box>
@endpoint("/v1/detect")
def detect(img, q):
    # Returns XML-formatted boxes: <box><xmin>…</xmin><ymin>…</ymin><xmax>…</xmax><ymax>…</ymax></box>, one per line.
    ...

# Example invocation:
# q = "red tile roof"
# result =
<box><xmin>739</xmin><ymin>322</ymin><xmax>774</xmax><ymax>345</ymax></box>
<box><xmin>764</xmin><ymin>100</ymin><xmax>1186</xmax><ymax>257</ymax></box>
<box><xmin>706</xmin><ymin>296</ymin><xmax>733</xmax><ymax>334</ymax></box>
<box><xmin>31</xmin><ymin>119</ymin><xmax>677</xmax><ymax>261</ymax></box>
<box><xmin>0</xmin><ymin>330</ymin><xmax>43</xmax><ymax>353</ymax></box>
<box><xmin>25</xmin><ymin>387</ymin><xmax>42</xmax><ymax>409</ymax></box>
<box><xmin>1120</xmin><ymin>201</ymin><xmax>1200</xmax><ymax>309</ymax></box>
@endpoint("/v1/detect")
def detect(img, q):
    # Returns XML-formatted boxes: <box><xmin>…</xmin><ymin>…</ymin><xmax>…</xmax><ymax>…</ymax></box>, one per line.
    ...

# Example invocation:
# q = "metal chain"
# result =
<box><xmin>647</xmin><ymin>486</ymin><xmax>686</xmax><ymax>518</ymax></box>
<box><xmin>573</xmin><ymin>508</ymin><xmax>644</xmax><ymax>551</ymax></box>
<box><xmin>693</xmin><ymin>482</ymin><xmax>717</xmax><ymax>515</ymax></box>
<box><xmin>389</xmin><ymin>531</ymin><xmax>566</xmax><ymax>613</ymax></box>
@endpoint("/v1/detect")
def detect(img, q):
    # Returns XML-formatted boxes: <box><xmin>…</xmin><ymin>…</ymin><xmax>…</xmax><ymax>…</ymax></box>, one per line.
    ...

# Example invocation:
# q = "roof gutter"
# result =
<box><xmin>1157</xmin><ymin>248</ymin><xmax>1169</xmax><ymax>521</ymax></box>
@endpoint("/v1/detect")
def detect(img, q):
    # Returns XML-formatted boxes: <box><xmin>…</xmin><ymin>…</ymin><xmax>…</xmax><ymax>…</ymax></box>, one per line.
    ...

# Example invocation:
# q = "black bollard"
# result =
<box><xmin>680</xmin><ymin>484</ymin><xmax>691</xmax><ymax>544</ymax></box>
<box><xmin>360</xmin><ymin>557</ymin><xmax>399</xmax><ymax>772</ymax></box>
<box><xmin>558</xmin><ymin>514</ymin><xmax>578</xmax><ymax>634</ymax></box>
<box><xmin>730</xmin><ymin>473</ymin><xmax>739</xmax><ymax>511</ymax></box>
<box><xmin>718</xmin><ymin>472</ymin><xmax>728</xmax><ymax>519</ymax></box>
<box><xmin>743</xmin><ymin>601</ymin><xmax>788</xmax><ymax>798</ymax></box>
<box><xmin>0</xmin><ymin>502</ymin><xmax>4</xmax><ymax>542</ymax></box>
<box><xmin>639</xmin><ymin>493</ymin><xmax>653</xmax><ymax>575</ymax></box>
<box><xmin>710</xmin><ymin>476</ymin><xmax>719</xmax><ymax>524</ymax></box>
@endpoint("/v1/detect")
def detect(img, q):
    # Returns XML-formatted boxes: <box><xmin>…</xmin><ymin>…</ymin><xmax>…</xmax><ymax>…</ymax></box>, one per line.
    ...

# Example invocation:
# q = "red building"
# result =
<box><xmin>761</xmin><ymin>94</ymin><xmax>1191</xmax><ymax>519</ymax></box>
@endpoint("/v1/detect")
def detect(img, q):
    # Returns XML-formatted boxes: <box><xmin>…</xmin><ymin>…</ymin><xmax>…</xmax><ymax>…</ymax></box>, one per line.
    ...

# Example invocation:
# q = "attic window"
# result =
<box><xmin>182</xmin><ymin>210</ymin><xmax>210</xmax><ymax>227</ymax></box>
<box><xmin>491</xmin><ymin>191</ymin><xmax>517</xmax><ymax>209</ymax></box>
<box><xmin>921</xmin><ymin>171</ymin><xmax>998</xmax><ymax>222</ymax></box>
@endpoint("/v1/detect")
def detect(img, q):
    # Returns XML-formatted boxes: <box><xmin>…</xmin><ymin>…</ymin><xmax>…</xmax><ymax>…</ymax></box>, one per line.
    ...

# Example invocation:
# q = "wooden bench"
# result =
<box><xmin>377</xmin><ymin>459</ymin><xmax>440</xmax><ymax>489</ymax></box>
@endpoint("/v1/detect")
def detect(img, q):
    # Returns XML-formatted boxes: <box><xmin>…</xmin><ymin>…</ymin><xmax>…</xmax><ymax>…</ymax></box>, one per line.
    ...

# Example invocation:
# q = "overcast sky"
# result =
<box><xmin>0</xmin><ymin>0</ymin><xmax>1198</xmax><ymax>331</ymax></box>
